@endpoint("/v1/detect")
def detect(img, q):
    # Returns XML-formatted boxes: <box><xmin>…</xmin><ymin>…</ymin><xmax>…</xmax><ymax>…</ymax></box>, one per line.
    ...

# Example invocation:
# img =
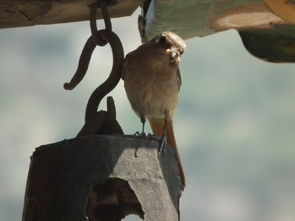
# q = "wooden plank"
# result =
<box><xmin>141</xmin><ymin>0</ymin><xmax>290</xmax><ymax>40</ymax></box>
<box><xmin>139</xmin><ymin>0</ymin><xmax>295</xmax><ymax>63</ymax></box>
<box><xmin>0</xmin><ymin>0</ymin><xmax>143</xmax><ymax>29</ymax></box>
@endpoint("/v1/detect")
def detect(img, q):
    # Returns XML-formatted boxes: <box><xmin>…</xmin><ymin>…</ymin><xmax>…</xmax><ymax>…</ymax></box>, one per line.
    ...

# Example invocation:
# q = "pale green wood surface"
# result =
<box><xmin>144</xmin><ymin>0</ymin><xmax>266</xmax><ymax>40</ymax></box>
<box><xmin>142</xmin><ymin>0</ymin><xmax>295</xmax><ymax>62</ymax></box>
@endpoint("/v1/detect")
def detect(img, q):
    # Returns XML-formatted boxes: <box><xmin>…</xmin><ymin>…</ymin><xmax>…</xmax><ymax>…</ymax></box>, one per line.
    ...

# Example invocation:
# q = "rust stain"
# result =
<box><xmin>210</xmin><ymin>2</ymin><xmax>287</xmax><ymax>32</ymax></box>
<box><xmin>265</xmin><ymin>0</ymin><xmax>295</xmax><ymax>24</ymax></box>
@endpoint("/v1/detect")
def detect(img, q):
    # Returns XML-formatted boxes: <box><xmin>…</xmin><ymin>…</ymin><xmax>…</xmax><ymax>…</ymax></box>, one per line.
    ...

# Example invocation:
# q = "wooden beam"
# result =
<box><xmin>0</xmin><ymin>0</ymin><xmax>143</xmax><ymax>29</ymax></box>
<box><xmin>141</xmin><ymin>0</ymin><xmax>290</xmax><ymax>40</ymax></box>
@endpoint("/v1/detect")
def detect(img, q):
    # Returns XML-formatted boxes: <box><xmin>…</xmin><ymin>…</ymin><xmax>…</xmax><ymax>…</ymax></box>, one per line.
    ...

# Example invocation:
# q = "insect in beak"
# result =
<box><xmin>165</xmin><ymin>47</ymin><xmax>181</xmax><ymax>67</ymax></box>
<box><xmin>166</xmin><ymin>47</ymin><xmax>180</xmax><ymax>58</ymax></box>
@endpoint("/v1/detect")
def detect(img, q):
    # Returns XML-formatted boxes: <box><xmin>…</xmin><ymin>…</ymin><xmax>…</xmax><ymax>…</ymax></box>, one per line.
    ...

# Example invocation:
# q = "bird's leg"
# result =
<box><xmin>159</xmin><ymin>111</ymin><xmax>169</xmax><ymax>154</ymax></box>
<box><xmin>140</xmin><ymin>116</ymin><xmax>146</xmax><ymax>136</ymax></box>
<box><xmin>134</xmin><ymin>115</ymin><xmax>146</xmax><ymax>136</ymax></box>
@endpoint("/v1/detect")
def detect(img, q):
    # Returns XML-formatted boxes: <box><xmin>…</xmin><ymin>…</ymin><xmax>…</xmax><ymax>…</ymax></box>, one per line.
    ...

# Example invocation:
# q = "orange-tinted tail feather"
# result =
<box><xmin>148</xmin><ymin>117</ymin><xmax>186</xmax><ymax>187</ymax></box>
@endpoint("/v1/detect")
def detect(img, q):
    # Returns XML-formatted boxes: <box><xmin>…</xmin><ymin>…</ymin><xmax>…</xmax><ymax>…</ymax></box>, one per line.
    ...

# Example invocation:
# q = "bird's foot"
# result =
<box><xmin>147</xmin><ymin>133</ymin><xmax>155</xmax><ymax>139</ymax></box>
<box><xmin>134</xmin><ymin>131</ymin><xmax>147</xmax><ymax>138</ymax></box>
<box><xmin>158</xmin><ymin>136</ymin><xmax>167</xmax><ymax>155</ymax></box>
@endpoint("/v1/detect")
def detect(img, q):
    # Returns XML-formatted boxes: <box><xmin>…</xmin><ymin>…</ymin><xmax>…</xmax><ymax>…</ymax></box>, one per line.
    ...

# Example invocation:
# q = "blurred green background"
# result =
<box><xmin>1</xmin><ymin>9</ymin><xmax>295</xmax><ymax>221</ymax></box>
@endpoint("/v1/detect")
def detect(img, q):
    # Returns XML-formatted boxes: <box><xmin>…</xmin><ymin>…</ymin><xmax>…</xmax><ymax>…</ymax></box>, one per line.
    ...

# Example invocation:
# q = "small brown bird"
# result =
<box><xmin>122</xmin><ymin>31</ymin><xmax>186</xmax><ymax>187</ymax></box>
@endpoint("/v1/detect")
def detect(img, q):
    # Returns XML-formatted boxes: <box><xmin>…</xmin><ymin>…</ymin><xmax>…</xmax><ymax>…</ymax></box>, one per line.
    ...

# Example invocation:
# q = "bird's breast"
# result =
<box><xmin>124</xmin><ymin>48</ymin><xmax>180</xmax><ymax>119</ymax></box>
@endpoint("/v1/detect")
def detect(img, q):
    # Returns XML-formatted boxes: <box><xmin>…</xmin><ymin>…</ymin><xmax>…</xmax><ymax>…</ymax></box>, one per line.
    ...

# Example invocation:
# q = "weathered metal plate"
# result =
<box><xmin>22</xmin><ymin>135</ymin><xmax>183</xmax><ymax>221</ymax></box>
<box><xmin>0</xmin><ymin>0</ymin><xmax>143</xmax><ymax>29</ymax></box>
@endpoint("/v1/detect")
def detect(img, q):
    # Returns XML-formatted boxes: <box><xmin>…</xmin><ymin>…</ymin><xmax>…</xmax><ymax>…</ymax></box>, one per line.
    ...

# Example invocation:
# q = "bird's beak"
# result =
<box><xmin>171</xmin><ymin>49</ymin><xmax>180</xmax><ymax>59</ymax></box>
<box><xmin>166</xmin><ymin>47</ymin><xmax>180</xmax><ymax>59</ymax></box>
<box><xmin>166</xmin><ymin>47</ymin><xmax>181</xmax><ymax>67</ymax></box>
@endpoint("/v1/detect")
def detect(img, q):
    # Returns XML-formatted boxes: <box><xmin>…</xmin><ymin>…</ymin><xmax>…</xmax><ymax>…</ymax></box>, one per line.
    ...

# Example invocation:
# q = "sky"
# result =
<box><xmin>1</xmin><ymin>9</ymin><xmax>295</xmax><ymax>221</ymax></box>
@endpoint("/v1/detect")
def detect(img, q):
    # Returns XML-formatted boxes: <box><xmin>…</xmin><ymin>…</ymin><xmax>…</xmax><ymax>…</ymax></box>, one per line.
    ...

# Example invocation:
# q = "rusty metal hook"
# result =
<box><xmin>63</xmin><ymin>0</ymin><xmax>124</xmax><ymax>132</ymax></box>
<box><xmin>63</xmin><ymin>0</ymin><xmax>112</xmax><ymax>90</ymax></box>
<box><xmin>85</xmin><ymin>29</ymin><xmax>124</xmax><ymax>122</ymax></box>
<box><xmin>85</xmin><ymin>1</ymin><xmax>124</xmax><ymax>122</ymax></box>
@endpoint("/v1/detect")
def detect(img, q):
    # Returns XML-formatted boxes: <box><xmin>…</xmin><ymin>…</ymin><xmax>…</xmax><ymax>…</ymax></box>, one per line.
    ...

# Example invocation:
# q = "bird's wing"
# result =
<box><xmin>177</xmin><ymin>68</ymin><xmax>182</xmax><ymax>91</ymax></box>
<box><xmin>121</xmin><ymin>54</ymin><xmax>131</xmax><ymax>80</ymax></box>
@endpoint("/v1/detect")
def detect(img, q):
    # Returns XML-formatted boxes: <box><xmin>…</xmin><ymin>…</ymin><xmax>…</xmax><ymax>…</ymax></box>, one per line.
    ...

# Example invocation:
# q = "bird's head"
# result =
<box><xmin>153</xmin><ymin>31</ymin><xmax>186</xmax><ymax>67</ymax></box>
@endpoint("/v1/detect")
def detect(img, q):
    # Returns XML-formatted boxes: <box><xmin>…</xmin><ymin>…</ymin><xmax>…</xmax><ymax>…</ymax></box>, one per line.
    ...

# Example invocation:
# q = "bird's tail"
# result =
<box><xmin>148</xmin><ymin>117</ymin><xmax>186</xmax><ymax>187</ymax></box>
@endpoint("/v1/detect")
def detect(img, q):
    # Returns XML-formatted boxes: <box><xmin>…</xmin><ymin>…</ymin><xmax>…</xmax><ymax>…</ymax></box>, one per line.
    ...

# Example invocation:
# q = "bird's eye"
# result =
<box><xmin>159</xmin><ymin>36</ymin><xmax>167</xmax><ymax>44</ymax></box>
<box><xmin>179</xmin><ymin>51</ymin><xmax>184</xmax><ymax>55</ymax></box>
